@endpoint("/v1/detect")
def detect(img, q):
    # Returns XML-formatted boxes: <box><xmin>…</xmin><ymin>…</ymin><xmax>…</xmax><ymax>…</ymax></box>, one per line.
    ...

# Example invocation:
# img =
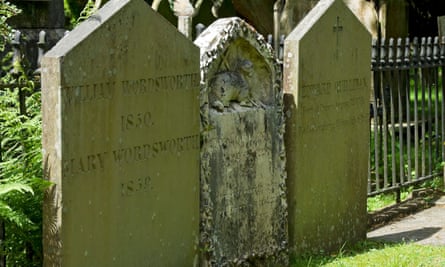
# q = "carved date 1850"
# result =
<box><xmin>121</xmin><ymin>112</ymin><xmax>154</xmax><ymax>132</ymax></box>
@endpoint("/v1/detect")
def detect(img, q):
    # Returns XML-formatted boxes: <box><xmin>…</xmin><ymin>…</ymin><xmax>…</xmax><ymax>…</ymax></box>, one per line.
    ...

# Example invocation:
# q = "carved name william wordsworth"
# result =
<box><xmin>62</xmin><ymin>73</ymin><xmax>200</xmax><ymax>105</ymax></box>
<box><xmin>61</xmin><ymin>73</ymin><xmax>200</xmax><ymax>197</ymax></box>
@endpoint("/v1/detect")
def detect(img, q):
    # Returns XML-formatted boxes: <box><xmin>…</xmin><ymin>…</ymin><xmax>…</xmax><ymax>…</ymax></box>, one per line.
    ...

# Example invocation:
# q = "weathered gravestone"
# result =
<box><xmin>195</xmin><ymin>18</ymin><xmax>288</xmax><ymax>266</ymax></box>
<box><xmin>41</xmin><ymin>0</ymin><xmax>200</xmax><ymax>266</ymax></box>
<box><xmin>283</xmin><ymin>0</ymin><xmax>371</xmax><ymax>254</ymax></box>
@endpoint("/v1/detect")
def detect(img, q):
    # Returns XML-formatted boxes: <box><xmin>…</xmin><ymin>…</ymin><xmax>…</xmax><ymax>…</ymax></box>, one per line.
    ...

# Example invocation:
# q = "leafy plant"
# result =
<box><xmin>0</xmin><ymin>2</ymin><xmax>20</xmax><ymax>51</ymax></box>
<box><xmin>0</xmin><ymin>75</ymin><xmax>51</xmax><ymax>266</ymax></box>
<box><xmin>0</xmin><ymin>180</ymin><xmax>33</xmax><ymax>228</ymax></box>
<box><xmin>367</xmin><ymin>189</ymin><xmax>411</xmax><ymax>212</ymax></box>
<box><xmin>63</xmin><ymin>0</ymin><xmax>78</xmax><ymax>28</ymax></box>
<box><xmin>77</xmin><ymin>0</ymin><xmax>102</xmax><ymax>24</ymax></box>
<box><xmin>64</xmin><ymin>0</ymin><xmax>104</xmax><ymax>28</ymax></box>
<box><xmin>0</xmin><ymin>2</ymin><xmax>50</xmax><ymax>265</ymax></box>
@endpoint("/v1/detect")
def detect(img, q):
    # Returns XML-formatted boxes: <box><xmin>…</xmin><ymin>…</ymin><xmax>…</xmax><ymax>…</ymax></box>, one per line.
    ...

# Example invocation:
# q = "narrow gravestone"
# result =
<box><xmin>283</xmin><ymin>0</ymin><xmax>371</xmax><ymax>254</ymax></box>
<box><xmin>195</xmin><ymin>18</ymin><xmax>288</xmax><ymax>266</ymax></box>
<box><xmin>41</xmin><ymin>0</ymin><xmax>200</xmax><ymax>266</ymax></box>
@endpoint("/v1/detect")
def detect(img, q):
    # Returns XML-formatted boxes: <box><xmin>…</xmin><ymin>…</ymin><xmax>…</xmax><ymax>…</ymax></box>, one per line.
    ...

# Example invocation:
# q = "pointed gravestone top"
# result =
<box><xmin>284</xmin><ymin>0</ymin><xmax>371</xmax><ymax>254</ymax></box>
<box><xmin>42</xmin><ymin>0</ymin><xmax>200</xmax><ymax>266</ymax></box>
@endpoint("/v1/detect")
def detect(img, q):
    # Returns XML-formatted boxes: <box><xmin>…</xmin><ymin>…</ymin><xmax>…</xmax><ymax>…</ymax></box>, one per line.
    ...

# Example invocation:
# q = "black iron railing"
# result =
<box><xmin>369</xmin><ymin>36</ymin><xmax>445</xmax><ymax>197</ymax></box>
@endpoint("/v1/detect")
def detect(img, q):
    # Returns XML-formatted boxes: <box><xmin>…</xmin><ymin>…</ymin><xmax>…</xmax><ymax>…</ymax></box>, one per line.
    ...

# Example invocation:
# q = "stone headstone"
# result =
<box><xmin>195</xmin><ymin>18</ymin><xmax>288</xmax><ymax>266</ymax></box>
<box><xmin>283</xmin><ymin>0</ymin><xmax>371</xmax><ymax>254</ymax></box>
<box><xmin>41</xmin><ymin>0</ymin><xmax>200</xmax><ymax>266</ymax></box>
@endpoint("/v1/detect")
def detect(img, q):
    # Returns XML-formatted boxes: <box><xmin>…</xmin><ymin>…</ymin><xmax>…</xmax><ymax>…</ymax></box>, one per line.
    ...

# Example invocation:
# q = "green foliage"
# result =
<box><xmin>63</xmin><ymin>0</ymin><xmax>78</xmax><ymax>28</ymax></box>
<box><xmin>420</xmin><ymin>176</ymin><xmax>444</xmax><ymax>191</ymax></box>
<box><xmin>0</xmin><ymin>79</ymin><xmax>50</xmax><ymax>266</ymax></box>
<box><xmin>367</xmin><ymin>193</ymin><xmax>397</xmax><ymax>212</ymax></box>
<box><xmin>0</xmin><ymin>58</ymin><xmax>53</xmax><ymax>265</ymax></box>
<box><xmin>77</xmin><ymin>0</ymin><xmax>100</xmax><ymax>24</ymax></box>
<box><xmin>0</xmin><ymin>2</ymin><xmax>20</xmax><ymax>51</ymax></box>
<box><xmin>64</xmin><ymin>0</ymin><xmax>105</xmax><ymax>28</ymax></box>
<box><xmin>367</xmin><ymin>189</ymin><xmax>411</xmax><ymax>212</ymax></box>
<box><xmin>0</xmin><ymin>180</ymin><xmax>34</xmax><ymax>229</ymax></box>
<box><xmin>0</xmin><ymin>2</ymin><xmax>50</xmax><ymax>265</ymax></box>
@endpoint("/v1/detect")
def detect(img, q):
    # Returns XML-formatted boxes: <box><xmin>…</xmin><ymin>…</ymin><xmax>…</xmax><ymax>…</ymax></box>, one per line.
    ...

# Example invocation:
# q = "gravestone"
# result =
<box><xmin>283</xmin><ymin>0</ymin><xmax>371</xmax><ymax>254</ymax></box>
<box><xmin>41</xmin><ymin>0</ymin><xmax>200</xmax><ymax>266</ymax></box>
<box><xmin>195</xmin><ymin>18</ymin><xmax>288</xmax><ymax>266</ymax></box>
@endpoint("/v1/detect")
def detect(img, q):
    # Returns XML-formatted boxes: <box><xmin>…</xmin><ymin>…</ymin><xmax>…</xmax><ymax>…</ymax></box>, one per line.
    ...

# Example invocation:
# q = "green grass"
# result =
<box><xmin>367</xmin><ymin>176</ymin><xmax>444</xmax><ymax>212</ymax></box>
<box><xmin>367</xmin><ymin>193</ymin><xmax>398</xmax><ymax>212</ymax></box>
<box><xmin>291</xmin><ymin>240</ymin><xmax>445</xmax><ymax>267</ymax></box>
<box><xmin>367</xmin><ymin>190</ymin><xmax>411</xmax><ymax>212</ymax></box>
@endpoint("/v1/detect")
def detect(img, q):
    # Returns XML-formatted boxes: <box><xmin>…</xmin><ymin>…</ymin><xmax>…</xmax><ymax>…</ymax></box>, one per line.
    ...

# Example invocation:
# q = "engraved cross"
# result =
<box><xmin>333</xmin><ymin>16</ymin><xmax>343</xmax><ymax>58</ymax></box>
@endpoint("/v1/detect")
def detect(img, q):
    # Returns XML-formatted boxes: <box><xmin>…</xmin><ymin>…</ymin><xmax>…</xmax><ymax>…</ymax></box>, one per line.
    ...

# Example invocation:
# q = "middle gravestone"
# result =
<box><xmin>195</xmin><ymin>18</ymin><xmax>288</xmax><ymax>266</ymax></box>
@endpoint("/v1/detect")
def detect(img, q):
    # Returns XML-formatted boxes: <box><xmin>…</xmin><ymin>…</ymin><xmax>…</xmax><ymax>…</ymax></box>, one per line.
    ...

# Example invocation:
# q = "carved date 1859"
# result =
<box><xmin>121</xmin><ymin>176</ymin><xmax>152</xmax><ymax>197</ymax></box>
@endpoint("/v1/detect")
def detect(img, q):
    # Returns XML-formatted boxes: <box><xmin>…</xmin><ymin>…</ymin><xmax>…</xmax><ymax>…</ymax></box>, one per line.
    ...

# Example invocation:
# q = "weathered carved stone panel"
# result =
<box><xmin>195</xmin><ymin>17</ymin><xmax>287</xmax><ymax>266</ymax></box>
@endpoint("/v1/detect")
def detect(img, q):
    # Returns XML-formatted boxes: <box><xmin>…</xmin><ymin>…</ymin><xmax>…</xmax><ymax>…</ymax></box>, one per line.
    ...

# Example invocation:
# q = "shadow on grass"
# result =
<box><xmin>290</xmin><ymin>239</ymin><xmax>400</xmax><ymax>267</ymax></box>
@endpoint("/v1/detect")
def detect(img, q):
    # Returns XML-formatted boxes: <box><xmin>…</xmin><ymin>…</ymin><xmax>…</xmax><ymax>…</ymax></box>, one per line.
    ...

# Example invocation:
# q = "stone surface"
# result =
<box><xmin>41</xmin><ymin>0</ymin><xmax>200</xmax><ymax>266</ymax></box>
<box><xmin>195</xmin><ymin>17</ymin><xmax>287</xmax><ymax>266</ymax></box>
<box><xmin>283</xmin><ymin>0</ymin><xmax>371</xmax><ymax>254</ymax></box>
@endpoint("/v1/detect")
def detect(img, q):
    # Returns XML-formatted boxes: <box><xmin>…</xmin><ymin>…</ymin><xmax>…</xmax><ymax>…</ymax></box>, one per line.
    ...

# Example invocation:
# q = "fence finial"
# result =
<box><xmin>426</xmin><ymin>36</ymin><xmax>433</xmax><ymax>62</ymax></box>
<box><xmin>412</xmin><ymin>37</ymin><xmax>419</xmax><ymax>66</ymax></box>
<box><xmin>11</xmin><ymin>30</ymin><xmax>21</xmax><ymax>76</ymax></box>
<box><xmin>278</xmin><ymin>34</ymin><xmax>285</xmax><ymax>62</ymax></box>
<box><xmin>267</xmin><ymin>34</ymin><xmax>273</xmax><ymax>46</ymax></box>
<box><xmin>35</xmin><ymin>30</ymin><xmax>47</xmax><ymax>75</ymax></box>
<box><xmin>388</xmin><ymin>38</ymin><xmax>395</xmax><ymax>66</ymax></box>
<box><xmin>396</xmin><ymin>38</ymin><xmax>403</xmax><ymax>66</ymax></box>
<box><xmin>420</xmin><ymin>37</ymin><xmax>427</xmax><ymax>63</ymax></box>
<box><xmin>195</xmin><ymin>23</ymin><xmax>205</xmax><ymax>38</ymax></box>
<box><xmin>404</xmin><ymin>37</ymin><xmax>410</xmax><ymax>67</ymax></box>
<box><xmin>440</xmin><ymin>36</ymin><xmax>445</xmax><ymax>63</ymax></box>
<box><xmin>371</xmin><ymin>38</ymin><xmax>378</xmax><ymax>68</ymax></box>
<box><xmin>433</xmin><ymin>36</ymin><xmax>439</xmax><ymax>62</ymax></box>
<box><xmin>380</xmin><ymin>37</ymin><xmax>386</xmax><ymax>66</ymax></box>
